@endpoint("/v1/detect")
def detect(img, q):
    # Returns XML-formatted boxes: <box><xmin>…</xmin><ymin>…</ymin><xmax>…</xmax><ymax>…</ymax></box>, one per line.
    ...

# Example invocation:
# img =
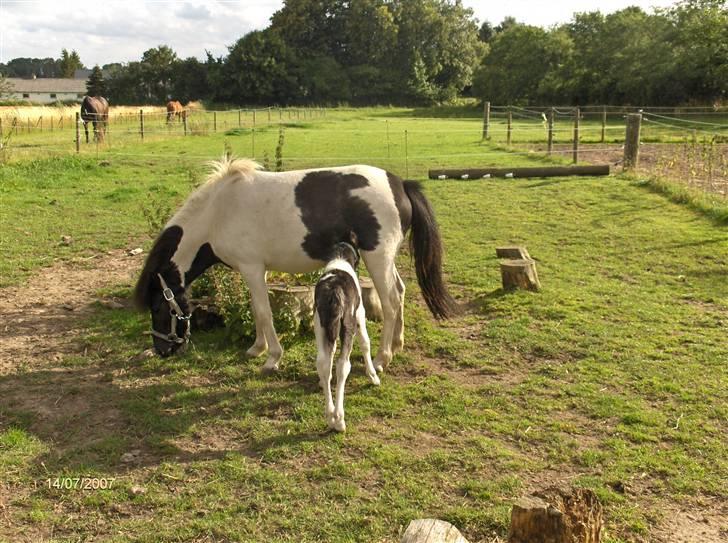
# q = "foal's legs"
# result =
<box><xmin>356</xmin><ymin>304</ymin><xmax>380</xmax><ymax>386</ymax></box>
<box><xmin>331</xmin><ymin>331</ymin><xmax>354</xmax><ymax>432</ymax></box>
<box><xmin>364</xmin><ymin>252</ymin><xmax>403</xmax><ymax>372</ymax></box>
<box><xmin>314</xmin><ymin>314</ymin><xmax>336</xmax><ymax>425</ymax></box>
<box><xmin>240</xmin><ymin>265</ymin><xmax>283</xmax><ymax>372</ymax></box>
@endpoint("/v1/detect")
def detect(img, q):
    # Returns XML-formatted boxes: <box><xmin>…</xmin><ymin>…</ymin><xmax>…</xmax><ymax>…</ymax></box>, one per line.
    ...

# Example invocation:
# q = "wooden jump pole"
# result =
<box><xmin>623</xmin><ymin>113</ymin><xmax>642</xmax><ymax>171</ymax></box>
<box><xmin>482</xmin><ymin>101</ymin><xmax>490</xmax><ymax>140</ymax></box>
<box><xmin>139</xmin><ymin>109</ymin><xmax>144</xmax><ymax>141</ymax></box>
<box><xmin>429</xmin><ymin>164</ymin><xmax>610</xmax><ymax>180</ymax></box>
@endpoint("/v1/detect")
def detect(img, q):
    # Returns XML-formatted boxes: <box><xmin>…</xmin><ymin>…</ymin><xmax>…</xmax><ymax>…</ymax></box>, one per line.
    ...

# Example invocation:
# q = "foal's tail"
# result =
<box><xmin>403</xmin><ymin>181</ymin><xmax>458</xmax><ymax>319</ymax></box>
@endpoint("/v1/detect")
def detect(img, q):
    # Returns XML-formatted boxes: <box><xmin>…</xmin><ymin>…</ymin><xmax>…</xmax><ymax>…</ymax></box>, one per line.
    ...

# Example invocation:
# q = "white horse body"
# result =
<box><xmin>135</xmin><ymin>157</ymin><xmax>455</xmax><ymax>371</ymax></box>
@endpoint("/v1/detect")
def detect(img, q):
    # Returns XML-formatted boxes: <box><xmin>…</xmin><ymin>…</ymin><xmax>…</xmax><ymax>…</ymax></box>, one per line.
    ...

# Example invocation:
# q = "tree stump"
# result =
<box><xmin>500</xmin><ymin>259</ymin><xmax>541</xmax><ymax>291</ymax></box>
<box><xmin>496</xmin><ymin>246</ymin><xmax>531</xmax><ymax>260</ymax></box>
<box><xmin>508</xmin><ymin>487</ymin><xmax>603</xmax><ymax>543</ymax></box>
<box><xmin>359</xmin><ymin>276</ymin><xmax>383</xmax><ymax>321</ymax></box>
<box><xmin>268</xmin><ymin>284</ymin><xmax>315</xmax><ymax>325</ymax></box>
<box><xmin>401</xmin><ymin>519</ymin><xmax>470</xmax><ymax>543</ymax></box>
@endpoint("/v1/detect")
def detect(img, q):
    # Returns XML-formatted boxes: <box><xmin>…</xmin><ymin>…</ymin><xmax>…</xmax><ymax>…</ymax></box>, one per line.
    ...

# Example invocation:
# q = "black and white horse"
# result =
<box><xmin>314</xmin><ymin>238</ymin><xmax>379</xmax><ymax>432</ymax></box>
<box><xmin>134</xmin><ymin>158</ymin><xmax>456</xmax><ymax>372</ymax></box>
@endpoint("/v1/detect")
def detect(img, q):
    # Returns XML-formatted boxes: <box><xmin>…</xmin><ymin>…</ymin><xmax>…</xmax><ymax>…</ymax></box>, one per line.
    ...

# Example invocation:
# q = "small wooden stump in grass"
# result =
<box><xmin>401</xmin><ymin>519</ymin><xmax>470</xmax><ymax>543</ymax></box>
<box><xmin>359</xmin><ymin>276</ymin><xmax>383</xmax><ymax>321</ymax></box>
<box><xmin>508</xmin><ymin>487</ymin><xmax>603</xmax><ymax>543</ymax></box>
<box><xmin>500</xmin><ymin>259</ymin><xmax>541</xmax><ymax>291</ymax></box>
<box><xmin>496</xmin><ymin>246</ymin><xmax>532</xmax><ymax>260</ymax></box>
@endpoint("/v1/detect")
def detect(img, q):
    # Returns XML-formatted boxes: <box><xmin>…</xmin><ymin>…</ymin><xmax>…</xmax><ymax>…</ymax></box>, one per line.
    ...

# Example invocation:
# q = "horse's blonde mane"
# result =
<box><xmin>204</xmin><ymin>156</ymin><xmax>262</xmax><ymax>185</ymax></box>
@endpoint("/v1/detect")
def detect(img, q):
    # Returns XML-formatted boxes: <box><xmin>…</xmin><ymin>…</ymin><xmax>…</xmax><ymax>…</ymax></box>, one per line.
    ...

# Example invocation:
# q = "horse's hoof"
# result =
<box><xmin>246</xmin><ymin>344</ymin><xmax>267</xmax><ymax>358</ymax></box>
<box><xmin>368</xmin><ymin>374</ymin><xmax>381</xmax><ymax>386</ymax></box>
<box><xmin>328</xmin><ymin>419</ymin><xmax>346</xmax><ymax>433</ymax></box>
<box><xmin>260</xmin><ymin>363</ymin><xmax>279</xmax><ymax>375</ymax></box>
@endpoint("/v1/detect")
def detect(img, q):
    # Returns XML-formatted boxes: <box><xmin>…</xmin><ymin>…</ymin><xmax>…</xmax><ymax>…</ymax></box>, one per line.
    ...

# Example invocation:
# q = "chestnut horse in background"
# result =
<box><xmin>81</xmin><ymin>96</ymin><xmax>109</xmax><ymax>143</ymax></box>
<box><xmin>166</xmin><ymin>100</ymin><xmax>185</xmax><ymax>123</ymax></box>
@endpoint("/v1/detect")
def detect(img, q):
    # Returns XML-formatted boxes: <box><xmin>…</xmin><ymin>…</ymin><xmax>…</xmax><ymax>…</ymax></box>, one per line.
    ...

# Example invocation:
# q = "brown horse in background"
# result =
<box><xmin>81</xmin><ymin>96</ymin><xmax>109</xmax><ymax>143</ymax></box>
<box><xmin>166</xmin><ymin>100</ymin><xmax>185</xmax><ymax>123</ymax></box>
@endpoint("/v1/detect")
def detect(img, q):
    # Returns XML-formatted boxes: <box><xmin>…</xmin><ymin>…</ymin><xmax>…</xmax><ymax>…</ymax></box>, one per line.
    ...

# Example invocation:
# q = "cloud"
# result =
<box><xmin>176</xmin><ymin>3</ymin><xmax>212</xmax><ymax>20</ymax></box>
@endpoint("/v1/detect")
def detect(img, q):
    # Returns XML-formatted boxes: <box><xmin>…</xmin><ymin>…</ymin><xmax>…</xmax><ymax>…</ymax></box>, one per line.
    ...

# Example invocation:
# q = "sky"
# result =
<box><xmin>0</xmin><ymin>0</ymin><xmax>681</xmax><ymax>67</ymax></box>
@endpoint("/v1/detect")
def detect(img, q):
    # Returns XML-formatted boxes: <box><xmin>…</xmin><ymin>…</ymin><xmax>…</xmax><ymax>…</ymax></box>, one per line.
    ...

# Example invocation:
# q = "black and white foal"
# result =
<box><xmin>314</xmin><ymin>240</ymin><xmax>380</xmax><ymax>433</ymax></box>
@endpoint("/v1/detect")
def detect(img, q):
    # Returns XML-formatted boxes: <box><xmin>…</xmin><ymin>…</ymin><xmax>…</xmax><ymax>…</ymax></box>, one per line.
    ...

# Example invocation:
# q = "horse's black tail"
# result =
<box><xmin>403</xmin><ymin>180</ymin><xmax>458</xmax><ymax>319</ymax></box>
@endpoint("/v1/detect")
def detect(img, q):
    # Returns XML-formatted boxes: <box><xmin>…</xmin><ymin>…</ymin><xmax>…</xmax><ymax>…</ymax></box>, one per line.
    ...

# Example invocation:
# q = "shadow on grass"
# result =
<box><xmin>0</xmin><ymin>327</ymin><xmax>324</xmax><ymax>475</ymax></box>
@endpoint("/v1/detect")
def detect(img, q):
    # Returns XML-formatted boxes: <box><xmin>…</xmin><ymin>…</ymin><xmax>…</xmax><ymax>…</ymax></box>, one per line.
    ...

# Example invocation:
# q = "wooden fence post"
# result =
<box><xmin>572</xmin><ymin>107</ymin><xmax>580</xmax><ymax>164</ymax></box>
<box><xmin>601</xmin><ymin>106</ymin><xmax>607</xmax><ymax>143</ymax></box>
<box><xmin>251</xmin><ymin>128</ymin><xmax>255</xmax><ymax>158</ymax></box>
<box><xmin>404</xmin><ymin>129</ymin><xmax>409</xmax><ymax>179</ymax></box>
<box><xmin>213</xmin><ymin>111</ymin><xmax>217</xmax><ymax>132</ymax></box>
<box><xmin>139</xmin><ymin>109</ymin><xmax>144</xmax><ymax>141</ymax></box>
<box><xmin>238</xmin><ymin>109</ymin><xmax>242</xmax><ymax>128</ymax></box>
<box><xmin>547</xmin><ymin>107</ymin><xmax>554</xmax><ymax>155</ymax></box>
<box><xmin>39</xmin><ymin>116</ymin><xmax>43</xmax><ymax>132</ymax></box>
<box><xmin>75</xmin><ymin>112</ymin><xmax>80</xmax><ymax>153</ymax></box>
<box><xmin>253</xmin><ymin>110</ymin><xmax>256</xmax><ymax>127</ymax></box>
<box><xmin>507</xmin><ymin>107</ymin><xmax>512</xmax><ymax>147</ymax></box>
<box><xmin>623</xmin><ymin>113</ymin><xmax>642</xmax><ymax>171</ymax></box>
<box><xmin>27</xmin><ymin>117</ymin><xmax>31</xmax><ymax>134</ymax></box>
<box><xmin>268</xmin><ymin>109</ymin><xmax>271</xmax><ymax>123</ymax></box>
<box><xmin>482</xmin><ymin>101</ymin><xmax>490</xmax><ymax>140</ymax></box>
<box><xmin>183</xmin><ymin>111</ymin><xmax>188</xmax><ymax>135</ymax></box>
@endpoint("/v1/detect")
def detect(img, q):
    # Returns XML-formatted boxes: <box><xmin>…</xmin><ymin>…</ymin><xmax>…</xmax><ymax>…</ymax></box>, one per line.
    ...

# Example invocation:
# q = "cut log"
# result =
<box><xmin>268</xmin><ymin>284</ymin><xmax>315</xmax><ymax>325</ymax></box>
<box><xmin>496</xmin><ymin>246</ymin><xmax>531</xmax><ymax>260</ymax></box>
<box><xmin>401</xmin><ymin>519</ymin><xmax>470</xmax><ymax>543</ymax></box>
<box><xmin>429</xmin><ymin>165</ymin><xmax>609</xmax><ymax>180</ymax></box>
<box><xmin>500</xmin><ymin>259</ymin><xmax>541</xmax><ymax>291</ymax></box>
<box><xmin>508</xmin><ymin>487</ymin><xmax>603</xmax><ymax>543</ymax></box>
<box><xmin>359</xmin><ymin>276</ymin><xmax>383</xmax><ymax>321</ymax></box>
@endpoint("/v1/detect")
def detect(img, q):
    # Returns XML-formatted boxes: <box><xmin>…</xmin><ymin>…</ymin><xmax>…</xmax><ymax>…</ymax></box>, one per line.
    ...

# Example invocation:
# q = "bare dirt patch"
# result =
<box><xmin>0</xmin><ymin>249</ymin><xmax>140</xmax><ymax>375</ymax></box>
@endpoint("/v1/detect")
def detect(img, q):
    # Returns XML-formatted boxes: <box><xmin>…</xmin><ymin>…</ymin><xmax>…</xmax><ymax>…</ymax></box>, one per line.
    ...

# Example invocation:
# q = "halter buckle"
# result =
<box><xmin>162</xmin><ymin>287</ymin><xmax>175</xmax><ymax>302</ymax></box>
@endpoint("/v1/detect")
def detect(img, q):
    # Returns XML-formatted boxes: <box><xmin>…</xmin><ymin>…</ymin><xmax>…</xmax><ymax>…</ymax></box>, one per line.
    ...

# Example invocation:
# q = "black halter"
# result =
<box><xmin>149</xmin><ymin>273</ymin><xmax>191</xmax><ymax>345</ymax></box>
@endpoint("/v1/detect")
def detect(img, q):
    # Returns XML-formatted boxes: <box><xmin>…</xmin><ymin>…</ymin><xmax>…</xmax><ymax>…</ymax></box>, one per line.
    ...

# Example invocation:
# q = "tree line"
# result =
<box><xmin>1</xmin><ymin>0</ymin><xmax>724</xmax><ymax>107</ymax></box>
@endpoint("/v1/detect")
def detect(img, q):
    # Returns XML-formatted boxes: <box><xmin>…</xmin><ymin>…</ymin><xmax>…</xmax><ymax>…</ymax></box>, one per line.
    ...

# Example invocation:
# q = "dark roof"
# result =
<box><xmin>7</xmin><ymin>78</ymin><xmax>87</xmax><ymax>93</ymax></box>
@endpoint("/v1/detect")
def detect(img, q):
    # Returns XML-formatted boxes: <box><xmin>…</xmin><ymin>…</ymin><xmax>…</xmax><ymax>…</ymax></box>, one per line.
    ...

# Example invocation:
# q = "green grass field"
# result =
<box><xmin>1</xmin><ymin>107</ymin><xmax>727</xmax><ymax>542</ymax></box>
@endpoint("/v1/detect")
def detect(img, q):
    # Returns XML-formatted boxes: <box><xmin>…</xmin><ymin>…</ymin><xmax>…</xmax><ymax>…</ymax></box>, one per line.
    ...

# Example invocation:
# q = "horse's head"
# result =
<box><xmin>147</xmin><ymin>273</ymin><xmax>191</xmax><ymax>357</ymax></box>
<box><xmin>134</xmin><ymin>226</ymin><xmax>190</xmax><ymax>357</ymax></box>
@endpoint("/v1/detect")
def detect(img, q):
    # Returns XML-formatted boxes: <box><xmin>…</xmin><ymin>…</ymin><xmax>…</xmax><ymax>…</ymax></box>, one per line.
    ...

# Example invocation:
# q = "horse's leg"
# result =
<box><xmin>245</xmin><ymin>270</ymin><xmax>268</xmax><ymax>358</ymax></box>
<box><xmin>84</xmin><ymin>121</ymin><xmax>89</xmax><ymax>144</ymax></box>
<box><xmin>363</xmin><ymin>252</ymin><xmax>401</xmax><ymax>372</ymax></box>
<box><xmin>241</xmin><ymin>265</ymin><xmax>283</xmax><ymax>373</ymax></box>
<box><xmin>391</xmin><ymin>267</ymin><xmax>406</xmax><ymax>353</ymax></box>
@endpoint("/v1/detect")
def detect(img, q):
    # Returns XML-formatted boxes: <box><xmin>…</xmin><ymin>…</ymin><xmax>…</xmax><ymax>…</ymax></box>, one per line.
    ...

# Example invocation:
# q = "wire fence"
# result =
<box><xmin>1</xmin><ymin>104</ymin><xmax>726</xmax><ymax>199</ymax></box>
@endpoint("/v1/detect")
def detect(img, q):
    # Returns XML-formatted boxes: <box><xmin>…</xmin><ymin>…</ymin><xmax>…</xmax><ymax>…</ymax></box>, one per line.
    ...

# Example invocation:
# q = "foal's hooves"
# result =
<box><xmin>260</xmin><ymin>363</ymin><xmax>279</xmax><ymax>376</ymax></box>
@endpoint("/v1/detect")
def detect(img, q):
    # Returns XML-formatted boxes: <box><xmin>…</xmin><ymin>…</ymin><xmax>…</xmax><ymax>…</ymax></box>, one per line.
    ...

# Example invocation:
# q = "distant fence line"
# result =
<box><xmin>1</xmin><ymin>104</ymin><xmax>725</xmax><ymax>198</ymax></box>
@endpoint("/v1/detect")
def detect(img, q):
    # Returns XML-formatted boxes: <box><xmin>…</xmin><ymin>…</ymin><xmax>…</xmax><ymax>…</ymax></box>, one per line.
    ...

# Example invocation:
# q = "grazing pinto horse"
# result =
<box><xmin>166</xmin><ymin>100</ymin><xmax>185</xmax><ymax>123</ymax></box>
<box><xmin>80</xmin><ymin>96</ymin><xmax>109</xmax><ymax>143</ymax></box>
<box><xmin>134</xmin><ymin>158</ymin><xmax>456</xmax><ymax>373</ymax></box>
<box><xmin>314</xmin><ymin>238</ymin><xmax>380</xmax><ymax>432</ymax></box>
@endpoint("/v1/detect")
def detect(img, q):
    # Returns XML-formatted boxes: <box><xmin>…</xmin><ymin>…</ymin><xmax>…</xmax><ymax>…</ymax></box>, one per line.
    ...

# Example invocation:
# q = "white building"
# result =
<box><xmin>5</xmin><ymin>78</ymin><xmax>88</xmax><ymax>104</ymax></box>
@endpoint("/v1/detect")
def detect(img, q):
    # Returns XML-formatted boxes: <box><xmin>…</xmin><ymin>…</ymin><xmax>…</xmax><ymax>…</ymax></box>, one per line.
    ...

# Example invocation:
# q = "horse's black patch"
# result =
<box><xmin>133</xmin><ymin>225</ymin><xmax>183</xmax><ymax>309</ymax></box>
<box><xmin>386</xmin><ymin>171</ymin><xmax>413</xmax><ymax>233</ymax></box>
<box><xmin>185</xmin><ymin>242</ymin><xmax>225</xmax><ymax>284</ymax></box>
<box><xmin>315</xmin><ymin>269</ymin><xmax>360</xmax><ymax>345</ymax></box>
<box><xmin>295</xmin><ymin>171</ymin><xmax>380</xmax><ymax>261</ymax></box>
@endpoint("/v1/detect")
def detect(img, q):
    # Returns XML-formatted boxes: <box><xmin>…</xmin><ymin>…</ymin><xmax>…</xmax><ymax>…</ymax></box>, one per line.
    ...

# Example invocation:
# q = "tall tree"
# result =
<box><xmin>59</xmin><ymin>49</ymin><xmax>84</xmax><ymax>78</ymax></box>
<box><xmin>86</xmin><ymin>65</ymin><xmax>106</xmax><ymax>96</ymax></box>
